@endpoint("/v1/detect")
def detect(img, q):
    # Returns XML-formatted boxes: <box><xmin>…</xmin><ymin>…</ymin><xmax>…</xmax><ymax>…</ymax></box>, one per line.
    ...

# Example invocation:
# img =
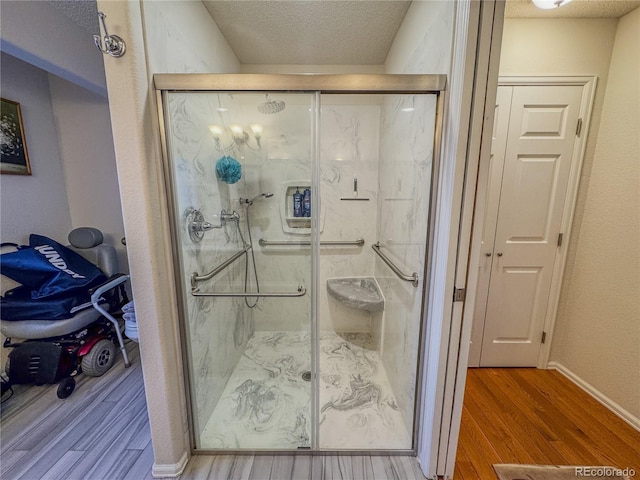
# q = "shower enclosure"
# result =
<box><xmin>155</xmin><ymin>74</ymin><xmax>445</xmax><ymax>453</ymax></box>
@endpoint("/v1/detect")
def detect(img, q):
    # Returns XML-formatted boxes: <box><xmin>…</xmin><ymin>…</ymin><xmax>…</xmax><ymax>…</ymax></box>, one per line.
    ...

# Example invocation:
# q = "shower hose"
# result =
<box><xmin>232</xmin><ymin>207</ymin><xmax>261</xmax><ymax>308</ymax></box>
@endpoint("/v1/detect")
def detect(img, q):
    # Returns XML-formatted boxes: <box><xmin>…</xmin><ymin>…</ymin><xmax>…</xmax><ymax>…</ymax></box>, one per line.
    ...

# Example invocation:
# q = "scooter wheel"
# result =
<box><xmin>57</xmin><ymin>377</ymin><xmax>75</xmax><ymax>399</ymax></box>
<box><xmin>81</xmin><ymin>339</ymin><xmax>116</xmax><ymax>377</ymax></box>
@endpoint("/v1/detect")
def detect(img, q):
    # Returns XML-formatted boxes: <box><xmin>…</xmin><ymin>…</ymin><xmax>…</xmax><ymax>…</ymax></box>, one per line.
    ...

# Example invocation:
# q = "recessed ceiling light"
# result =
<box><xmin>401</xmin><ymin>107</ymin><xmax>415</xmax><ymax>112</ymax></box>
<box><xmin>217</xmin><ymin>107</ymin><xmax>228</xmax><ymax>112</ymax></box>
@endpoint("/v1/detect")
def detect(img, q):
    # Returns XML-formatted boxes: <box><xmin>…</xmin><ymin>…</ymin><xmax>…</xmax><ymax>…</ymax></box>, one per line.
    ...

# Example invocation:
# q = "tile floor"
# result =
<box><xmin>200</xmin><ymin>331</ymin><xmax>412</xmax><ymax>450</ymax></box>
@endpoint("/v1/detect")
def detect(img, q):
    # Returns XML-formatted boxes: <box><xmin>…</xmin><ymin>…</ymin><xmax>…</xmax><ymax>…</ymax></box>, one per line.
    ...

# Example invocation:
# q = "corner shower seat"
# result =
<box><xmin>326</xmin><ymin>277</ymin><xmax>384</xmax><ymax>312</ymax></box>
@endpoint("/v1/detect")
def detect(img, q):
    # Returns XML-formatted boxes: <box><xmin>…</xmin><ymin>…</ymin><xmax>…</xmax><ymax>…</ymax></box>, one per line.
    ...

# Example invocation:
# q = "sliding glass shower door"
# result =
<box><xmin>317</xmin><ymin>93</ymin><xmax>437</xmax><ymax>450</ymax></box>
<box><xmin>157</xmin><ymin>74</ymin><xmax>445</xmax><ymax>453</ymax></box>
<box><xmin>161</xmin><ymin>90</ymin><xmax>316</xmax><ymax>450</ymax></box>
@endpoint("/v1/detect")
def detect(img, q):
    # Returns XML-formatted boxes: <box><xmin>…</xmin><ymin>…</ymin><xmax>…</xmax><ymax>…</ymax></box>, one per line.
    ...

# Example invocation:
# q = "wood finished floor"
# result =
<box><xmin>180</xmin><ymin>455</ymin><xmax>428</xmax><ymax>480</ymax></box>
<box><xmin>0</xmin><ymin>341</ymin><xmax>153</xmax><ymax>480</ymax></box>
<box><xmin>455</xmin><ymin>368</ymin><xmax>640</xmax><ymax>480</ymax></box>
<box><xmin>3</xmin><ymin>348</ymin><xmax>639</xmax><ymax>480</ymax></box>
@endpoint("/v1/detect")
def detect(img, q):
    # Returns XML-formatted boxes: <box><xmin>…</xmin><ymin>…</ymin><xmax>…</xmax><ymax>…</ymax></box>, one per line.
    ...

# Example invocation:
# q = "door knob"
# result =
<box><xmin>497</xmin><ymin>252</ymin><xmax>503</xmax><ymax>257</ymax></box>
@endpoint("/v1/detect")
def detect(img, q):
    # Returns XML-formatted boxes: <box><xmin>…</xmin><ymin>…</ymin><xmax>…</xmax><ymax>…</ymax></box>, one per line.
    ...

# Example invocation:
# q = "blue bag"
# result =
<box><xmin>1</xmin><ymin>235</ymin><xmax>107</xmax><ymax>320</ymax></box>
<box><xmin>1</xmin><ymin>286</ymin><xmax>87</xmax><ymax>321</ymax></box>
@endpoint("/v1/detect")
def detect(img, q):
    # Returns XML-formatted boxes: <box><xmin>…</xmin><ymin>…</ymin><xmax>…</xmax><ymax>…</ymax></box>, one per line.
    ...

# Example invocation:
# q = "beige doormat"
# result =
<box><xmin>494</xmin><ymin>464</ymin><xmax>633</xmax><ymax>480</ymax></box>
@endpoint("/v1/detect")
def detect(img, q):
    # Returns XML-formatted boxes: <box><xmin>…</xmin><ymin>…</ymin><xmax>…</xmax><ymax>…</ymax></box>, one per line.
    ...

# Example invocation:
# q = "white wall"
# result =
<box><xmin>142</xmin><ymin>0</ymin><xmax>240</xmax><ymax>74</ymax></box>
<box><xmin>384</xmin><ymin>0</ymin><xmax>454</xmax><ymax>74</ymax></box>
<box><xmin>48</xmin><ymin>75</ymin><xmax>128</xmax><ymax>274</ymax></box>
<box><xmin>0</xmin><ymin>1</ymin><xmax>107</xmax><ymax>96</ymax></box>
<box><xmin>549</xmin><ymin>8</ymin><xmax>640</xmax><ymax>423</ymax></box>
<box><xmin>1</xmin><ymin>0</ymin><xmax>128</xmax><ymax>273</ymax></box>
<box><xmin>0</xmin><ymin>53</ymin><xmax>72</xmax><ymax>245</ymax></box>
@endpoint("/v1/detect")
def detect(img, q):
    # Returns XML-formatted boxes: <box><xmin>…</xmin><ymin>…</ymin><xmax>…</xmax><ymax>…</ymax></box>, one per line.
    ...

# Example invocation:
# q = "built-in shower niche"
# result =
<box><xmin>279</xmin><ymin>180</ymin><xmax>325</xmax><ymax>234</ymax></box>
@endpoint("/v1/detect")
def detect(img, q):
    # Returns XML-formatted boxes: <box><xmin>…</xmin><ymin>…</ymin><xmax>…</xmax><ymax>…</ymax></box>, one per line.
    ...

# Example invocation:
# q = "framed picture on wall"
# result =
<box><xmin>1</xmin><ymin>98</ymin><xmax>32</xmax><ymax>175</ymax></box>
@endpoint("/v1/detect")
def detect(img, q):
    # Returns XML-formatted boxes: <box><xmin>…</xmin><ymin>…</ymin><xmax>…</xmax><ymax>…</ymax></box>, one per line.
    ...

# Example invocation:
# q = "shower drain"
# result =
<box><xmin>301</xmin><ymin>371</ymin><xmax>312</xmax><ymax>382</ymax></box>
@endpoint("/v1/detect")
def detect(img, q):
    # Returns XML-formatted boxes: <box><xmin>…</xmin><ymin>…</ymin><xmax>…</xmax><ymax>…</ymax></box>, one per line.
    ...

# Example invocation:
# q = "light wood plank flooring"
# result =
<box><xmin>4</xmin><ymin>348</ymin><xmax>639</xmax><ymax>480</ymax></box>
<box><xmin>455</xmin><ymin>368</ymin><xmax>640</xmax><ymax>480</ymax></box>
<box><xmin>180</xmin><ymin>454</ymin><xmax>428</xmax><ymax>480</ymax></box>
<box><xmin>1</xmin><ymin>341</ymin><xmax>154</xmax><ymax>480</ymax></box>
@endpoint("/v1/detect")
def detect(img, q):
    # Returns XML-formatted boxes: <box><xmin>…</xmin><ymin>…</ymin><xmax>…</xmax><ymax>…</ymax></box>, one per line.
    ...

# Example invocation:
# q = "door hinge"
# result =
<box><xmin>557</xmin><ymin>233</ymin><xmax>563</xmax><ymax>247</ymax></box>
<box><xmin>541</xmin><ymin>331</ymin><xmax>547</xmax><ymax>344</ymax></box>
<box><xmin>453</xmin><ymin>287</ymin><xmax>466</xmax><ymax>302</ymax></box>
<box><xmin>576</xmin><ymin>118</ymin><xmax>583</xmax><ymax>137</ymax></box>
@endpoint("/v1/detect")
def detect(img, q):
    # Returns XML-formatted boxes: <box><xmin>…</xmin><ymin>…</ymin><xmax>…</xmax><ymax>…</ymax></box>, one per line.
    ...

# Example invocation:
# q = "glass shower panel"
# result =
<box><xmin>163</xmin><ymin>91</ymin><xmax>315</xmax><ymax>450</ymax></box>
<box><xmin>318</xmin><ymin>93</ymin><xmax>437</xmax><ymax>450</ymax></box>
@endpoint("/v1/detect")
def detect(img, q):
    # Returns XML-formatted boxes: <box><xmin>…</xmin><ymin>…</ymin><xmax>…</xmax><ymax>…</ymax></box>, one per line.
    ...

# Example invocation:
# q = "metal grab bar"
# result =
<box><xmin>259</xmin><ymin>238</ymin><xmax>365</xmax><ymax>247</ymax></box>
<box><xmin>191</xmin><ymin>285</ymin><xmax>307</xmax><ymax>298</ymax></box>
<box><xmin>372</xmin><ymin>242</ymin><xmax>419</xmax><ymax>287</ymax></box>
<box><xmin>190</xmin><ymin>244</ymin><xmax>251</xmax><ymax>290</ymax></box>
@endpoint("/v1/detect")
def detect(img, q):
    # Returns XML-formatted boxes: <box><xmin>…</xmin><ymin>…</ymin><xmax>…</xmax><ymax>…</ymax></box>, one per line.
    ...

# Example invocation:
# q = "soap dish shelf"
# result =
<box><xmin>286</xmin><ymin>216</ymin><xmax>311</xmax><ymax>229</ymax></box>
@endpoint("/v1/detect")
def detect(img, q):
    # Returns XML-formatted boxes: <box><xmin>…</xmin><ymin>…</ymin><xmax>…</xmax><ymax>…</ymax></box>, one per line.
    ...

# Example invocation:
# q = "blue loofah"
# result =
<box><xmin>215</xmin><ymin>156</ymin><xmax>242</xmax><ymax>184</ymax></box>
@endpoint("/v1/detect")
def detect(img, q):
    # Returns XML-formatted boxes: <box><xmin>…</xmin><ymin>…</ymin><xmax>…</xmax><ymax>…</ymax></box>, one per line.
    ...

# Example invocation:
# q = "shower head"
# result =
<box><xmin>240</xmin><ymin>192</ymin><xmax>274</xmax><ymax>206</ymax></box>
<box><xmin>258</xmin><ymin>94</ymin><xmax>286</xmax><ymax>114</ymax></box>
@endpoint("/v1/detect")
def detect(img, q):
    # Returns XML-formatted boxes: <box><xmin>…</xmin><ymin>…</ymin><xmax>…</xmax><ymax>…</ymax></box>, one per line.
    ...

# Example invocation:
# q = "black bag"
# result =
<box><xmin>7</xmin><ymin>343</ymin><xmax>72</xmax><ymax>385</ymax></box>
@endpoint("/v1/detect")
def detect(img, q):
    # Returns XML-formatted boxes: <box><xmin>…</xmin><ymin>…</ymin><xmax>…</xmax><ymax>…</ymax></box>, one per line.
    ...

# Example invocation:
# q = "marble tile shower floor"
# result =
<box><xmin>200</xmin><ymin>331</ymin><xmax>412</xmax><ymax>451</ymax></box>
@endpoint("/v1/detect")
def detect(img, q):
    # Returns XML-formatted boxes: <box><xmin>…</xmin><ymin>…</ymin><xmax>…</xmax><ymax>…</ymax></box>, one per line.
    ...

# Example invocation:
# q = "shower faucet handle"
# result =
<box><xmin>192</xmin><ymin>221</ymin><xmax>218</xmax><ymax>232</ymax></box>
<box><xmin>185</xmin><ymin>207</ymin><xmax>227</xmax><ymax>243</ymax></box>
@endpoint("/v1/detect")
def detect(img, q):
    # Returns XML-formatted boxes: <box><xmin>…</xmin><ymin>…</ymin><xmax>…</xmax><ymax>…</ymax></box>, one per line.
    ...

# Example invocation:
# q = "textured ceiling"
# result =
<box><xmin>506</xmin><ymin>0</ymin><xmax>640</xmax><ymax>18</ymax></box>
<box><xmin>202</xmin><ymin>1</ymin><xmax>411</xmax><ymax>65</ymax></box>
<box><xmin>45</xmin><ymin>0</ymin><xmax>640</xmax><ymax>66</ymax></box>
<box><xmin>47</xmin><ymin>0</ymin><xmax>99</xmax><ymax>33</ymax></box>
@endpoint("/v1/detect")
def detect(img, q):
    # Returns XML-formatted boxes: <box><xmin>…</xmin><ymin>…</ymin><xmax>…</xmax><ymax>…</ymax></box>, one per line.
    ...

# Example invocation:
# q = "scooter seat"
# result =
<box><xmin>1</xmin><ymin>301</ymin><xmax>108</xmax><ymax>340</ymax></box>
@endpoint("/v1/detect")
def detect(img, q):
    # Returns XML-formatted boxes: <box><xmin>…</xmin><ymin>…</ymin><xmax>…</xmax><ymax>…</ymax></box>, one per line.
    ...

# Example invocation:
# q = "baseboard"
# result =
<box><xmin>547</xmin><ymin>361</ymin><xmax>640</xmax><ymax>432</ymax></box>
<box><xmin>152</xmin><ymin>451</ymin><xmax>189</xmax><ymax>478</ymax></box>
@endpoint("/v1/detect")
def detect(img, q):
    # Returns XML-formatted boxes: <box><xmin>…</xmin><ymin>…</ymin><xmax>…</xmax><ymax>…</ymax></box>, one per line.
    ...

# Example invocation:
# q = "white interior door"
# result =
<box><xmin>478</xmin><ymin>84</ymin><xmax>583</xmax><ymax>367</ymax></box>
<box><xmin>468</xmin><ymin>86</ymin><xmax>512</xmax><ymax>367</ymax></box>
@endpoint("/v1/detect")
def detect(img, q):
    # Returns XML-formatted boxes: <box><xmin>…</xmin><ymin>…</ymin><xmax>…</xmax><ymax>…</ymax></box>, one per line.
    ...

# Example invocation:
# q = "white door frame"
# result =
<box><xmin>474</xmin><ymin>76</ymin><xmax>597</xmax><ymax>369</ymax></box>
<box><xmin>415</xmin><ymin>0</ymin><xmax>507</xmax><ymax>477</ymax></box>
<box><xmin>435</xmin><ymin>1</ymin><xmax>506</xmax><ymax>477</ymax></box>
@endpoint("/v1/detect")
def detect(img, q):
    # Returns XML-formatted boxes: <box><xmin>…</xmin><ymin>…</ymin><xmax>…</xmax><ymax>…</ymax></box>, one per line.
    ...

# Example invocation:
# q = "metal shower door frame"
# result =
<box><xmin>154</xmin><ymin>73</ymin><xmax>447</xmax><ymax>456</ymax></box>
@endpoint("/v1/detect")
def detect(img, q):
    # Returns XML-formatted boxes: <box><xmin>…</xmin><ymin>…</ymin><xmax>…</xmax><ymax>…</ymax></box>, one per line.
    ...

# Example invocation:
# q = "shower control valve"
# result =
<box><xmin>186</xmin><ymin>207</ymin><xmax>227</xmax><ymax>243</ymax></box>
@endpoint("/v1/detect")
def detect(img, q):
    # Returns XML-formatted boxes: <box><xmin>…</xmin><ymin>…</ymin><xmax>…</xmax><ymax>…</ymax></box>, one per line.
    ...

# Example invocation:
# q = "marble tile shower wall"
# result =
<box><xmin>168</xmin><ymin>97</ymin><xmax>382</xmax><ymax>338</ymax></box>
<box><xmin>318</xmin><ymin>102</ymin><xmax>380</xmax><ymax>332</ymax></box>
<box><xmin>236</xmin><ymin>99</ymin><xmax>315</xmax><ymax>331</ymax></box>
<box><xmin>166</xmin><ymin>93</ymin><xmax>253</xmax><ymax>439</ymax></box>
<box><xmin>241</xmin><ymin>101</ymin><xmax>380</xmax><ymax>332</ymax></box>
<box><xmin>375</xmin><ymin>94</ymin><xmax>437</xmax><ymax>432</ymax></box>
